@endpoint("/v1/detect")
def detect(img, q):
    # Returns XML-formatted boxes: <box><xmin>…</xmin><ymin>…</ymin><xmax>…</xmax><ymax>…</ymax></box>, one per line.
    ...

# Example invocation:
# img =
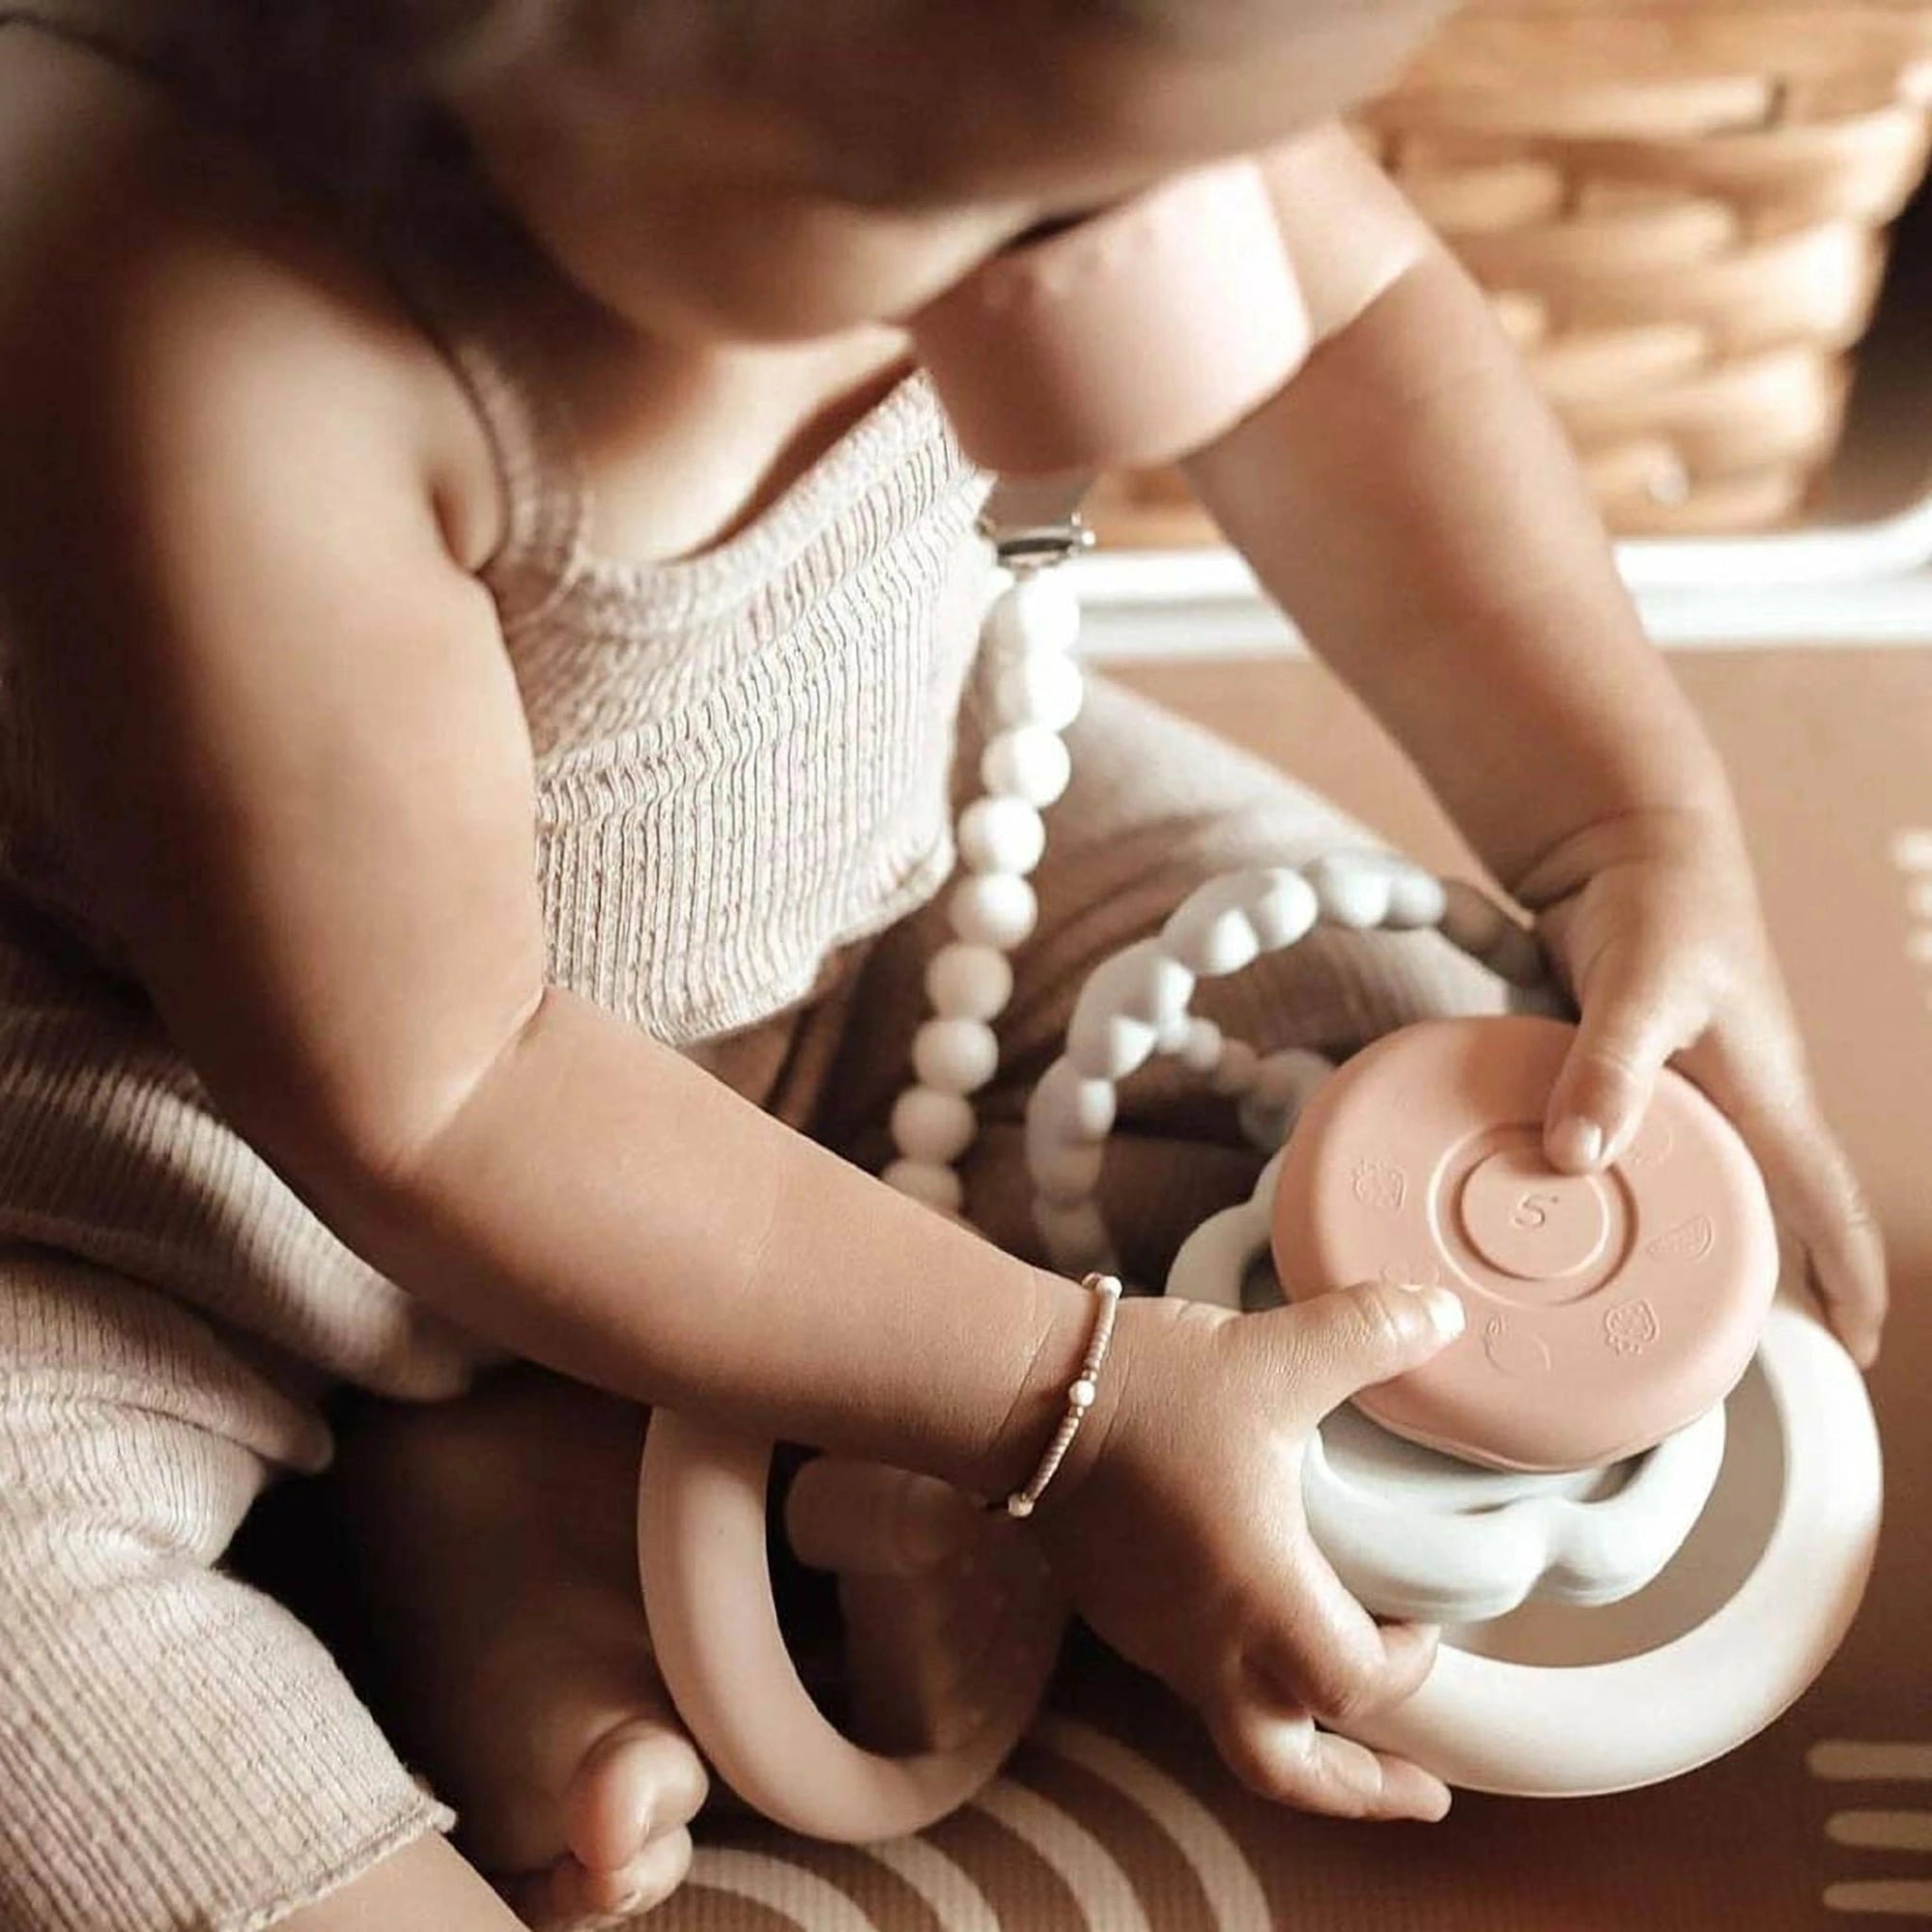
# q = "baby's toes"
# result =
<box><xmin>565</xmin><ymin>1715</ymin><xmax>710</xmax><ymax>1879</ymax></box>
<box><xmin>500</xmin><ymin>1716</ymin><xmax>705</xmax><ymax>1932</ymax></box>
<box><xmin>504</xmin><ymin>1825</ymin><xmax>695</xmax><ymax>1930</ymax></box>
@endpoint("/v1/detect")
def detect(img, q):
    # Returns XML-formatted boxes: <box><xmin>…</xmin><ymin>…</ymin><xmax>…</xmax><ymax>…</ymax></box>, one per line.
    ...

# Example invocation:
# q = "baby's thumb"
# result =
<box><xmin>1290</xmin><ymin>1279</ymin><xmax>1466</xmax><ymax>1415</ymax></box>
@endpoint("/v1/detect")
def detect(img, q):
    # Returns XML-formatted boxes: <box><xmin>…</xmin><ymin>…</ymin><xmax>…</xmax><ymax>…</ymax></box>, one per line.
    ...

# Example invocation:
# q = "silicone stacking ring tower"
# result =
<box><xmin>1271</xmin><ymin>1015</ymin><xmax>1780</xmax><ymax>1472</ymax></box>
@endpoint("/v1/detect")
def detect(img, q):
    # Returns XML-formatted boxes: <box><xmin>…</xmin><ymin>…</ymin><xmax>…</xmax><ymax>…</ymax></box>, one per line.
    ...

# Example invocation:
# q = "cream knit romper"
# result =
<box><xmin>0</xmin><ymin>11</ymin><xmax>1498</xmax><ymax>1928</ymax></box>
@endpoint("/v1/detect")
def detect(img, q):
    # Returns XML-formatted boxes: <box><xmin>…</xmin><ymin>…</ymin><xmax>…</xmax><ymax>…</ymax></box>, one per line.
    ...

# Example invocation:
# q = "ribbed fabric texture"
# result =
<box><xmin>504</xmin><ymin>391</ymin><xmax>990</xmax><ymax>1043</ymax></box>
<box><xmin>0</xmin><ymin>1253</ymin><xmax>455</xmax><ymax>1932</ymax></box>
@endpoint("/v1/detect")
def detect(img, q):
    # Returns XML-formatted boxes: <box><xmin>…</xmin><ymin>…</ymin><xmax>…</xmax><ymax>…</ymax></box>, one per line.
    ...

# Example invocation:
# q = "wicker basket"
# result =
<box><xmin>1090</xmin><ymin>1</ymin><xmax>1932</xmax><ymax>543</ymax></box>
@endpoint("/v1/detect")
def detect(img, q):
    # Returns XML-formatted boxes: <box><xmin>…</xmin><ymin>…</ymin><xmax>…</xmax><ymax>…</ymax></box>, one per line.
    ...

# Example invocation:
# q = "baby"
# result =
<box><xmin>0</xmin><ymin>2</ymin><xmax>1887</xmax><ymax>1928</ymax></box>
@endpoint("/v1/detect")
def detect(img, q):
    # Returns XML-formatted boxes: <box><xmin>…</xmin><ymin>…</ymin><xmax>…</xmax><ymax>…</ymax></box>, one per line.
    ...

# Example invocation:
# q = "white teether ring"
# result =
<box><xmin>1350</xmin><ymin>1301</ymin><xmax>1880</xmax><ymax>1796</ymax></box>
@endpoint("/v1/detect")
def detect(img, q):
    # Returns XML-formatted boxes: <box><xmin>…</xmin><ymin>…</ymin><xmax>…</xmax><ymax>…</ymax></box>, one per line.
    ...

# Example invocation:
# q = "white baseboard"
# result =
<box><xmin>1073</xmin><ymin>545</ymin><xmax>1932</xmax><ymax>662</ymax></box>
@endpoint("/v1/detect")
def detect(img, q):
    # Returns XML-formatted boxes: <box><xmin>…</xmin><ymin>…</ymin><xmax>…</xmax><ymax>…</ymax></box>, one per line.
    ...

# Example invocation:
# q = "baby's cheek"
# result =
<box><xmin>544</xmin><ymin>174</ymin><xmax>1009</xmax><ymax>345</ymax></box>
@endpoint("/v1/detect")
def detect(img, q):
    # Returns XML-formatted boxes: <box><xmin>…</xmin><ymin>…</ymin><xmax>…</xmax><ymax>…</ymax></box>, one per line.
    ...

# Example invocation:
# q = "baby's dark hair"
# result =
<box><xmin>238</xmin><ymin>0</ymin><xmax>1350</xmax><ymax>198</ymax></box>
<box><xmin>354</xmin><ymin>0</ymin><xmax>1320</xmax><ymax>78</ymax></box>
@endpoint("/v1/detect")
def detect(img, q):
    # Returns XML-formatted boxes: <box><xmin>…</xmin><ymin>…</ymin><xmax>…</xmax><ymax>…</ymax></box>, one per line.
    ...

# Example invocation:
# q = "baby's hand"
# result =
<box><xmin>1030</xmin><ymin>1284</ymin><xmax>1464</xmax><ymax>1821</ymax></box>
<box><xmin>1529</xmin><ymin>811</ymin><xmax>1887</xmax><ymax>1366</ymax></box>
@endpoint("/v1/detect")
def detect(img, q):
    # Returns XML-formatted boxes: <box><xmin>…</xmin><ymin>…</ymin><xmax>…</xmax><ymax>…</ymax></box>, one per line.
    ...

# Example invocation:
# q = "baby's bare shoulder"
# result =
<box><xmin>0</xmin><ymin>26</ymin><xmax>499</xmax><ymax>599</ymax></box>
<box><xmin>0</xmin><ymin>35</ymin><xmax>547</xmax><ymax>1183</ymax></box>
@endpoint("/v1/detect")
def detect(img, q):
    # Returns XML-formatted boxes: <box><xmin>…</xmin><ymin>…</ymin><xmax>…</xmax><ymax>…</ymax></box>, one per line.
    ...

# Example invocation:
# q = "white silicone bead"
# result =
<box><xmin>1065</xmin><ymin>943</ymin><xmax>1196</xmax><ymax>1082</ymax></box>
<box><xmin>1153</xmin><ymin>1012</ymin><xmax>1195</xmax><ymax>1055</ymax></box>
<box><xmin>1163</xmin><ymin>880</ymin><xmax>1256</xmax><ymax>976</ymax></box>
<box><xmin>1033</xmin><ymin>1197</ymin><xmax>1116</xmax><ymax>1275</ymax></box>
<box><xmin>1025</xmin><ymin>1080</ymin><xmax>1098</xmax><ymax>1189</ymax></box>
<box><xmin>1084</xmin><ymin>941</ymin><xmax>1196</xmax><ymax>1026</ymax></box>
<box><xmin>883</xmin><ymin>1159</ymin><xmax>966</xmax><ymax>1214</ymax></box>
<box><xmin>958</xmin><ymin>796</ymin><xmax>1047</xmax><ymax>878</ymax></box>
<box><xmin>1065</xmin><ymin>1013</ymin><xmax>1154</xmax><ymax>1086</ymax></box>
<box><xmin>1162</xmin><ymin>869</ymin><xmax>1318</xmax><ymax>976</ymax></box>
<box><xmin>1385</xmin><ymin>866</ymin><xmax>1449</xmax><ymax>929</ymax></box>
<box><xmin>891</xmin><ymin>1087</ymin><xmax>979</xmax><ymax>1165</ymax></box>
<box><xmin>1256</xmin><ymin>1047</ymin><xmax>1334</xmax><ymax>1113</ymax></box>
<box><xmin>925</xmin><ymin>943</ymin><xmax>1014</xmax><ymax>1023</ymax></box>
<box><xmin>1246</xmin><ymin>868</ymin><xmax>1322</xmax><ymax>950</ymax></box>
<box><xmin>984</xmin><ymin>571</ymin><xmax>1082</xmax><ymax>662</ymax></box>
<box><xmin>1308</xmin><ymin>852</ymin><xmax>1395</xmax><ymax>929</ymax></box>
<box><xmin>949</xmin><ymin>874</ymin><xmax>1038</xmax><ymax>951</ymax></box>
<box><xmin>1179</xmin><ymin>1018</ymin><xmax>1224</xmax><ymax>1074</ymax></box>
<box><xmin>1439</xmin><ymin>880</ymin><xmax>1547</xmax><ymax>987</ymax></box>
<box><xmin>1033</xmin><ymin>1059</ymin><xmax>1119</xmax><ymax>1142</ymax></box>
<box><xmin>981</xmin><ymin>727</ymin><xmax>1072</xmax><ymax>809</ymax></box>
<box><xmin>992</xmin><ymin>652</ymin><xmax>1084</xmax><ymax>734</ymax></box>
<box><xmin>1212</xmin><ymin>1039</ymin><xmax>1261</xmax><ymax>1097</ymax></box>
<box><xmin>1032</xmin><ymin>1140</ymin><xmax>1107</xmax><ymax>1208</ymax></box>
<box><xmin>1893</xmin><ymin>829</ymin><xmax>1932</xmax><ymax>871</ymax></box>
<box><xmin>1238</xmin><ymin>1095</ymin><xmax>1293</xmax><ymax>1151</ymax></box>
<box><xmin>1173</xmin><ymin>908</ymin><xmax>1258</xmax><ymax>977</ymax></box>
<box><xmin>913</xmin><ymin>1017</ymin><xmax>1001</xmax><ymax>1095</ymax></box>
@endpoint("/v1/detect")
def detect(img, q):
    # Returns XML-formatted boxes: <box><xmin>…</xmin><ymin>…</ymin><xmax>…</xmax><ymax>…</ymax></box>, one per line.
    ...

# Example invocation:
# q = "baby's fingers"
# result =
<box><xmin>1689</xmin><ymin>1043</ymin><xmax>1888</xmax><ymax>1365</ymax></box>
<box><xmin>1545</xmin><ymin>938</ymin><xmax>1698</xmax><ymax>1172</ymax></box>
<box><xmin>1789</xmin><ymin>1142</ymin><xmax>1888</xmax><ymax>1368</ymax></box>
<box><xmin>1280</xmin><ymin>1278</ymin><xmax>1466</xmax><ymax>1420</ymax></box>
<box><xmin>1208</xmin><ymin>1698</ymin><xmax>1451</xmax><ymax>1822</ymax></box>
<box><xmin>1249</xmin><ymin>1567</ymin><xmax>1440</xmax><ymax>1735</ymax></box>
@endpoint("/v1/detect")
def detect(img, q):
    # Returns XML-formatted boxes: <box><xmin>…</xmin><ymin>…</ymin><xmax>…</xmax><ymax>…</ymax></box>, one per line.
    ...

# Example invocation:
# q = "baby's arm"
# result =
<box><xmin>0</xmin><ymin>78</ymin><xmax>1104</xmax><ymax>1501</ymax></box>
<box><xmin>1193</xmin><ymin>126</ymin><xmax>1730</xmax><ymax>886</ymax></box>
<box><xmin>1182</xmin><ymin>126</ymin><xmax>1884</xmax><ymax>1357</ymax></box>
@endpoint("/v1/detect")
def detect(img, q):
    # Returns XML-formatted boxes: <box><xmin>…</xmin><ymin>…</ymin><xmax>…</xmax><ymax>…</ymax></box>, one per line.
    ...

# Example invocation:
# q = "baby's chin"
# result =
<box><xmin>526</xmin><ymin>201</ymin><xmax>1024</xmax><ymax>349</ymax></box>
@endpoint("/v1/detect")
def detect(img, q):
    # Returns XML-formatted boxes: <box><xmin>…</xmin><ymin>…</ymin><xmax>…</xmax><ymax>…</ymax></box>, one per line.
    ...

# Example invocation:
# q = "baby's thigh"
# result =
<box><xmin>0</xmin><ymin>1251</ymin><xmax>447</xmax><ymax>1932</ymax></box>
<box><xmin>1008</xmin><ymin>676</ymin><xmax>1502</xmax><ymax>1066</ymax></box>
<box><xmin>844</xmin><ymin>677</ymin><xmax>1506</xmax><ymax>1279</ymax></box>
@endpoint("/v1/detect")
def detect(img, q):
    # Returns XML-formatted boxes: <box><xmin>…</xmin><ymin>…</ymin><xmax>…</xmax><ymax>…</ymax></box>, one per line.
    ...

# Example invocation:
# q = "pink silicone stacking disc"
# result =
<box><xmin>1271</xmin><ymin>1016</ymin><xmax>1778</xmax><ymax>1473</ymax></box>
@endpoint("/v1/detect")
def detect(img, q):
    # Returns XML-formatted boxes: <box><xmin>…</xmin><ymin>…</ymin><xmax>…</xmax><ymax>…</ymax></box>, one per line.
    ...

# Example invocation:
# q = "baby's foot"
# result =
<box><xmin>331</xmin><ymin>1370</ymin><xmax>708</xmax><ymax>1926</ymax></box>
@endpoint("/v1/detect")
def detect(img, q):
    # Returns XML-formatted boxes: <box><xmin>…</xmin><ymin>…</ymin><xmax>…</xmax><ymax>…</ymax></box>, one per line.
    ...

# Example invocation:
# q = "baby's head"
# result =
<box><xmin>406</xmin><ymin>0</ymin><xmax>1452</xmax><ymax>338</ymax></box>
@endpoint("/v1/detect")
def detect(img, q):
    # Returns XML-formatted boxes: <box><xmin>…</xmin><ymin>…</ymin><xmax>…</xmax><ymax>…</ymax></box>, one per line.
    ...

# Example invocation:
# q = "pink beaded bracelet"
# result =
<box><xmin>1000</xmin><ymin>1272</ymin><xmax>1124</xmax><ymax>1520</ymax></box>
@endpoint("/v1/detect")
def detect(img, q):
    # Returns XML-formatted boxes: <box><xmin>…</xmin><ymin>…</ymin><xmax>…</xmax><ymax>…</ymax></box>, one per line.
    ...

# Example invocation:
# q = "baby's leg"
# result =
<box><xmin>820</xmin><ymin>673</ymin><xmax>1507</xmax><ymax>1279</ymax></box>
<box><xmin>0</xmin><ymin>1250</ymin><xmax>456</xmax><ymax>1932</ymax></box>
<box><xmin>325</xmin><ymin>1368</ymin><xmax>709</xmax><ymax>1925</ymax></box>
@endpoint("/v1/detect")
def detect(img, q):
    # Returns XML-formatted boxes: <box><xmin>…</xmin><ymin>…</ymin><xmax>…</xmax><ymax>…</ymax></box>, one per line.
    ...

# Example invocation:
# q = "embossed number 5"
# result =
<box><xmin>1511</xmin><ymin>1192</ymin><xmax>1558</xmax><ymax>1231</ymax></box>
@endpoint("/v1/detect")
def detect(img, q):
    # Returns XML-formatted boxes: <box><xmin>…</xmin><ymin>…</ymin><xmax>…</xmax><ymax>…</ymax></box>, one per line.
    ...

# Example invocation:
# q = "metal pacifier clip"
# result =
<box><xmin>634</xmin><ymin>508</ymin><xmax>1882</xmax><ymax>1839</ymax></box>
